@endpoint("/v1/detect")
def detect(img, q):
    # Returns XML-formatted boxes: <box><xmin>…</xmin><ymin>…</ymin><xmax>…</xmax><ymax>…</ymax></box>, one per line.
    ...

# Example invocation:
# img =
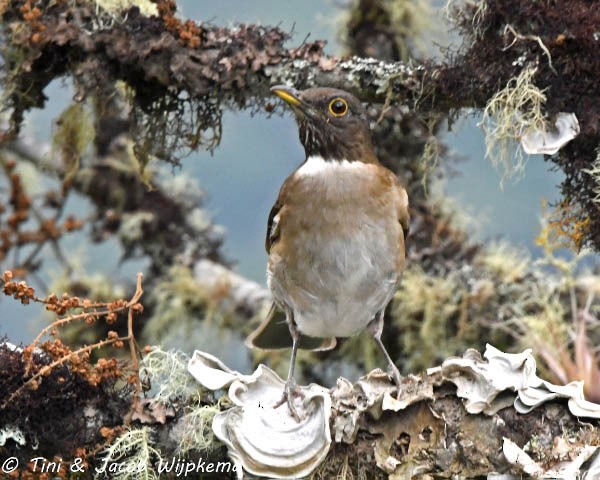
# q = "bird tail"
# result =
<box><xmin>245</xmin><ymin>303</ymin><xmax>337</xmax><ymax>351</ymax></box>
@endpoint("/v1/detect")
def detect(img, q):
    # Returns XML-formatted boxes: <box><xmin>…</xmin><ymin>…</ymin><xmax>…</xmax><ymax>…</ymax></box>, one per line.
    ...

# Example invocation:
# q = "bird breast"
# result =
<box><xmin>267</xmin><ymin>156</ymin><xmax>404</xmax><ymax>338</ymax></box>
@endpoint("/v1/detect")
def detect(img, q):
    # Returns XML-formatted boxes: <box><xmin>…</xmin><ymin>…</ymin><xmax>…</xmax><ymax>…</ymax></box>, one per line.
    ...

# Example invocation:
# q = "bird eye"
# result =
<box><xmin>328</xmin><ymin>98</ymin><xmax>349</xmax><ymax>117</ymax></box>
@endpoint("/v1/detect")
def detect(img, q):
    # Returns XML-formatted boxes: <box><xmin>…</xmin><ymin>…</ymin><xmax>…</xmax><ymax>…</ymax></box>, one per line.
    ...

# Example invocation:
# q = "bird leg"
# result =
<box><xmin>368</xmin><ymin>311</ymin><xmax>402</xmax><ymax>396</ymax></box>
<box><xmin>273</xmin><ymin>311</ymin><xmax>305</xmax><ymax>421</ymax></box>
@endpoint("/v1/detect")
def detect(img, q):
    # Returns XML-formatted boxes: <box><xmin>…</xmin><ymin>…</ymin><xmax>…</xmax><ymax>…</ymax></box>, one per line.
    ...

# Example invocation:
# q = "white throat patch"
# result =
<box><xmin>296</xmin><ymin>156</ymin><xmax>364</xmax><ymax>176</ymax></box>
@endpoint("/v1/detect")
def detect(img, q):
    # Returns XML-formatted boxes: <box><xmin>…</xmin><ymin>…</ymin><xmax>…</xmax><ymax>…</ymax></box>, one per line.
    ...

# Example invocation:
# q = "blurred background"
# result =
<box><xmin>4</xmin><ymin>0</ymin><xmax>594</xmax><ymax>399</ymax></box>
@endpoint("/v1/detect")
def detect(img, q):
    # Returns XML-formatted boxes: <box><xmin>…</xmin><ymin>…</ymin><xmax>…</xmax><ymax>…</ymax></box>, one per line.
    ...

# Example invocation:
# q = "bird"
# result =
<box><xmin>246</xmin><ymin>85</ymin><xmax>409</xmax><ymax>420</ymax></box>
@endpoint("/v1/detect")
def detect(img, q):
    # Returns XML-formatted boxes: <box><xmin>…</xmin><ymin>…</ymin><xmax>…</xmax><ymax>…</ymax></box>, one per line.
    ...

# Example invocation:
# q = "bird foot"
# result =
<box><xmin>273</xmin><ymin>380</ymin><xmax>305</xmax><ymax>422</ymax></box>
<box><xmin>388</xmin><ymin>363</ymin><xmax>403</xmax><ymax>400</ymax></box>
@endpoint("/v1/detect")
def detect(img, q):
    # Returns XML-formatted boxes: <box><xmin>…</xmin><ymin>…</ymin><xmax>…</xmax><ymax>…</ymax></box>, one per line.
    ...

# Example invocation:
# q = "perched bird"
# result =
<box><xmin>247</xmin><ymin>85</ymin><xmax>409</xmax><ymax>419</ymax></box>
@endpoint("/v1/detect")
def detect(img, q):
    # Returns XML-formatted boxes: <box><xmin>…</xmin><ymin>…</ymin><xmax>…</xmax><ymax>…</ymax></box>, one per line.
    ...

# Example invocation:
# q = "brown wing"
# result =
<box><xmin>380</xmin><ymin>167</ymin><xmax>410</xmax><ymax>252</ymax></box>
<box><xmin>265</xmin><ymin>201</ymin><xmax>281</xmax><ymax>253</ymax></box>
<box><xmin>396</xmin><ymin>182</ymin><xmax>410</xmax><ymax>248</ymax></box>
<box><xmin>265</xmin><ymin>174</ymin><xmax>296</xmax><ymax>253</ymax></box>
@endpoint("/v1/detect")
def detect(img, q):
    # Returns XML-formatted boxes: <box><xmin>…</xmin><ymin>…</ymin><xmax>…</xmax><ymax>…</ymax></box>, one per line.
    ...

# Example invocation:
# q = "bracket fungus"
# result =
<box><xmin>188</xmin><ymin>345</ymin><xmax>600</xmax><ymax>479</ymax></box>
<box><xmin>521</xmin><ymin>112</ymin><xmax>580</xmax><ymax>155</ymax></box>
<box><xmin>188</xmin><ymin>351</ymin><xmax>332</xmax><ymax>479</ymax></box>
<box><xmin>433</xmin><ymin>344</ymin><xmax>600</xmax><ymax>419</ymax></box>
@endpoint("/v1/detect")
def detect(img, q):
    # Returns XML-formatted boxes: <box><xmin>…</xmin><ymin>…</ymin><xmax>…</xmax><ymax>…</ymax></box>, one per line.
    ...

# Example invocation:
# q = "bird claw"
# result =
<box><xmin>273</xmin><ymin>381</ymin><xmax>305</xmax><ymax>422</ymax></box>
<box><xmin>388</xmin><ymin>364</ymin><xmax>403</xmax><ymax>400</ymax></box>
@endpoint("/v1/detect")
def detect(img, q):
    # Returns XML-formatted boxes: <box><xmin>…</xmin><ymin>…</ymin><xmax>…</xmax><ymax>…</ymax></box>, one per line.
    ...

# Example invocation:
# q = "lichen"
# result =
<box><xmin>94</xmin><ymin>0</ymin><xmax>158</xmax><ymax>18</ymax></box>
<box><xmin>582</xmin><ymin>147</ymin><xmax>600</xmax><ymax>205</ymax></box>
<box><xmin>392</xmin><ymin>266</ymin><xmax>471</xmax><ymax>371</ymax></box>
<box><xmin>480</xmin><ymin>65</ymin><xmax>547</xmax><ymax>182</ymax></box>
<box><xmin>477</xmin><ymin>241</ymin><xmax>529</xmax><ymax>283</ymax></box>
<box><xmin>52</xmin><ymin>102</ymin><xmax>95</xmax><ymax>185</ymax></box>
<box><xmin>176</xmin><ymin>402</ymin><xmax>219</xmax><ymax>455</ymax></box>
<box><xmin>141</xmin><ymin>266</ymin><xmax>211</xmax><ymax>342</ymax></box>
<box><xmin>98</xmin><ymin>427</ymin><xmax>162</xmax><ymax>480</ymax></box>
<box><xmin>139</xmin><ymin>347</ymin><xmax>200</xmax><ymax>404</ymax></box>
<box><xmin>0</xmin><ymin>424</ymin><xmax>26</xmax><ymax>447</ymax></box>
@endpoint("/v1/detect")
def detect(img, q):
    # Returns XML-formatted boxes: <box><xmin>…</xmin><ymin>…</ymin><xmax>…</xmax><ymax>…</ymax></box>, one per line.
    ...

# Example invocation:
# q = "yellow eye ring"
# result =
<box><xmin>328</xmin><ymin>98</ymin><xmax>349</xmax><ymax>117</ymax></box>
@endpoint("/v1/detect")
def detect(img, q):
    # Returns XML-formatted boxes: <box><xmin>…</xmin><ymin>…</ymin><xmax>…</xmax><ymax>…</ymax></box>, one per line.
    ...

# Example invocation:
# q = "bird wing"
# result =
<box><xmin>396</xmin><ymin>181</ymin><xmax>410</xmax><ymax>246</ymax></box>
<box><xmin>265</xmin><ymin>174</ymin><xmax>295</xmax><ymax>253</ymax></box>
<box><xmin>380</xmin><ymin>166</ymin><xmax>409</xmax><ymax>251</ymax></box>
<box><xmin>265</xmin><ymin>201</ymin><xmax>281</xmax><ymax>253</ymax></box>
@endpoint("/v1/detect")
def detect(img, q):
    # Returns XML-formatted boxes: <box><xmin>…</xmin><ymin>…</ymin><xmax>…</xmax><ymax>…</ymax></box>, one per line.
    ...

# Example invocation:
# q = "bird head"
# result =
<box><xmin>271</xmin><ymin>85</ymin><xmax>376</xmax><ymax>163</ymax></box>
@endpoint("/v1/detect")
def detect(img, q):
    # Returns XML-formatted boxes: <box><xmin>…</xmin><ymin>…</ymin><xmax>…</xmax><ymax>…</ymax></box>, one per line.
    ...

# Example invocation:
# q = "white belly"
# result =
<box><xmin>268</xmin><ymin>215</ymin><xmax>399</xmax><ymax>338</ymax></box>
<box><xmin>294</xmin><ymin>239</ymin><xmax>397</xmax><ymax>337</ymax></box>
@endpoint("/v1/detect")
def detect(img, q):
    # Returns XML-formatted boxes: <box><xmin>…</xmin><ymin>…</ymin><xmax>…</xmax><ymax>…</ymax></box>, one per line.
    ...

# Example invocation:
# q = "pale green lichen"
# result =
<box><xmin>97</xmin><ymin>428</ymin><xmax>161</xmax><ymax>480</ymax></box>
<box><xmin>417</xmin><ymin>115</ymin><xmax>447</xmax><ymax>192</ymax></box>
<box><xmin>141</xmin><ymin>264</ymin><xmax>245</xmax><ymax>357</ymax></box>
<box><xmin>477</xmin><ymin>241</ymin><xmax>530</xmax><ymax>283</ymax></box>
<box><xmin>176</xmin><ymin>403</ymin><xmax>219</xmax><ymax>455</ymax></box>
<box><xmin>118</xmin><ymin>212</ymin><xmax>156</xmax><ymax>244</ymax></box>
<box><xmin>480</xmin><ymin>65</ymin><xmax>547</xmax><ymax>182</ymax></box>
<box><xmin>93</xmin><ymin>0</ymin><xmax>158</xmax><ymax>20</ymax></box>
<box><xmin>139</xmin><ymin>347</ymin><xmax>201</xmax><ymax>404</ymax></box>
<box><xmin>138</xmin><ymin>348</ymin><xmax>221</xmax><ymax>455</ymax></box>
<box><xmin>388</xmin><ymin>227</ymin><xmax>597</xmax><ymax>377</ymax></box>
<box><xmin>52</xmin><ymin>102</ymin><xmax>95</xmax><ymax>184</ymax></box>
<box><xmin>517</xmin><ymin>288</ymin><xmax>569</xmax><ymax>349</ymax></box>
<box><xmin>51</xmin><ymin>272</ymin><xmax>126</xmax><ymax>301</ymax></box>
<box><xmin>141</xmin><ymin>266</ymin><xmax>216</xmax><ymax>347</ymax></box>
<box><xmin>392</xmin><ymin>266</ymin><xmax>474</xmax><ymax>371</ymax></box>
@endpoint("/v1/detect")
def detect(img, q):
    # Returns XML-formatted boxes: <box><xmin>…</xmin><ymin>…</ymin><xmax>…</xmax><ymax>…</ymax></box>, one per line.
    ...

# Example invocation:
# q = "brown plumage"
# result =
<box><xmin>247</xmin><ymin>85</ymin><xmax>409</xmax><ymax>420</ymax></box>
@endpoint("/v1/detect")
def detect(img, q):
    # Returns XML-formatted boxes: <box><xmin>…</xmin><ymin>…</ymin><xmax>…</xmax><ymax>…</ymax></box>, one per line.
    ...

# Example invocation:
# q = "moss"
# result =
<box><xmin>389</xmin><ymin>229</ymin><xmax>600</xmax><ymax>384</ymax></box>
<box><xmin>52</xmin><ymin>102</ymin><xmax>95</xmax><ymax>185</ymax></box>
<box><xmin>444</xmin><ymin>0</ymin><xmax>600</xmax><ymax>249</ymax></box>
<box><xmin>0</xmin><ymin>342</ymin><xmax>129</xmax><ymax>464</ymax></box>
<box><xmin>140</xmin><ymin>265</ymin><xmax>243</xmax><ymax>358</ymax></box>
<box><xmin>518</xmin><ymin>297</ymin><xmax>569</xmax><ymax>355</ymax></box>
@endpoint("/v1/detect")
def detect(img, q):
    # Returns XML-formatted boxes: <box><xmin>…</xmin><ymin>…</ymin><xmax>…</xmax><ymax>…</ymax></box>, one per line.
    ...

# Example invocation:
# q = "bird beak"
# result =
<box><xmin>271</xmin><ymin>85</ymin><xmax>302</xmax><ymax>108</ymax></box>
<box><xmin>271</xmin><ymin>85</ymin><xmax>320</xmax><ymax>122</ymax></box>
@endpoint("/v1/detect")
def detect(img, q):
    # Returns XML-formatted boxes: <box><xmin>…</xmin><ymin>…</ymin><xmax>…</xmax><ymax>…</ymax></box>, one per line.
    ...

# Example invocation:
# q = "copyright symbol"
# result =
<box><xmin>2</xmin><ymin>457</ymin><xmax>18</xmax><ymax>473</ymax></box>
